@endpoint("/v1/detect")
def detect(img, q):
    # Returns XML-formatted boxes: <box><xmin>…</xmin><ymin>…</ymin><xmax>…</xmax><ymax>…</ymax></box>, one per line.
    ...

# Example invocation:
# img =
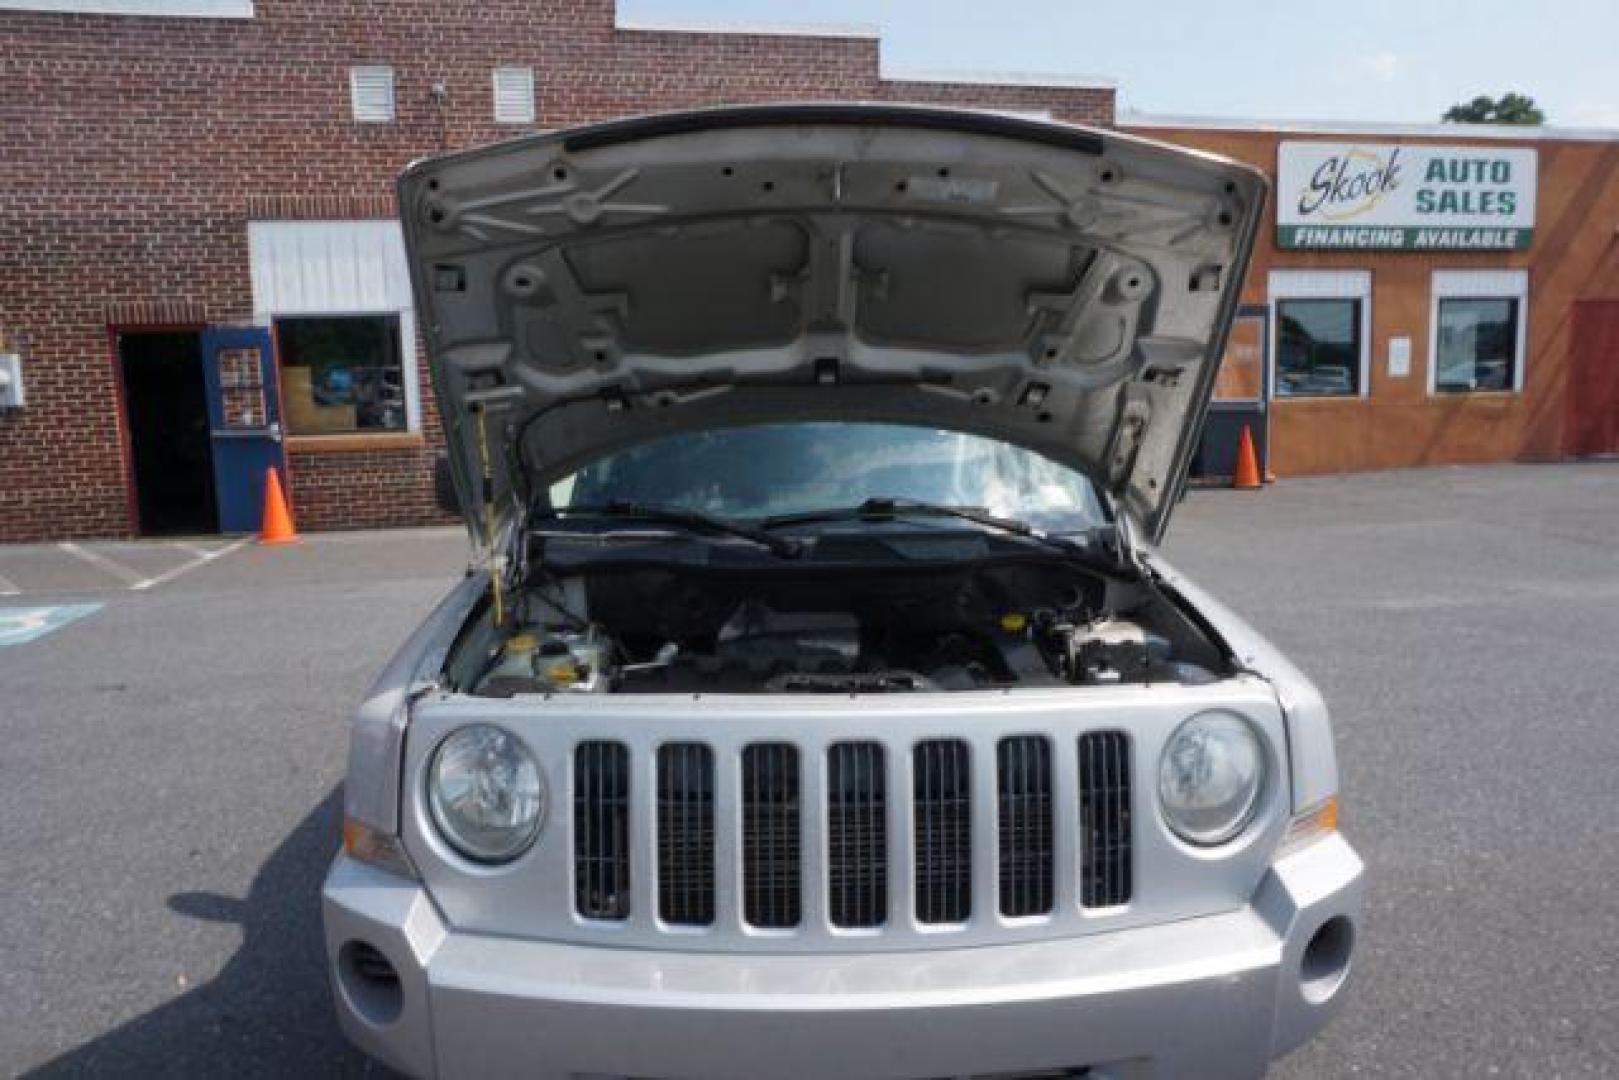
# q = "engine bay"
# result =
<box><xmin>448</xmin><ymin>554</ymin><xmax>1232</xmax><ymax>697</ymax></box>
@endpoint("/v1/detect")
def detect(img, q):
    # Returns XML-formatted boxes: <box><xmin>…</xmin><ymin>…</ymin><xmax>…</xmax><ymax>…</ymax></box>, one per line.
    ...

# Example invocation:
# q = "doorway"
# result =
<box><xmin>1193</xmin><ymin>305</ymin><xmax>1270</xmax><ymax>480</ymax></box>
<box><xmin>117</xmin><ymin>330</ymin><xmax>219</xmax><ymax>535</ymax></box>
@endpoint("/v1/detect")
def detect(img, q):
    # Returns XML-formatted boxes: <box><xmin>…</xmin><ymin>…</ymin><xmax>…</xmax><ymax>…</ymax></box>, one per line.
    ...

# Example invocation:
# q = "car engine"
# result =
<box><xmin>454</xmin><ymin>560</ymin><xmax>1229</xmax><ymax>696</ymax></box>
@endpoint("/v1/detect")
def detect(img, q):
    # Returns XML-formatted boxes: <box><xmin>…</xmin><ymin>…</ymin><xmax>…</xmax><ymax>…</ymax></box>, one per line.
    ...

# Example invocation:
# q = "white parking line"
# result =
<box><xmin>0</xmin><ymin>569</ymin><xmax>19</xmax><ymax>596</ymax></box>
<box><xmin>131</xmin><ymin>537</ymin><xmax>251</xmax><ymax>591</ymax></box>
<box><xmin>58</xmin><ymin>541</ymin><xmax>149</xmax><ymax>588</ymax></box>
<box><xmin>170</xmin><ymin>540</ymin><xmax>215</xmax><ymax>560</ymax></box>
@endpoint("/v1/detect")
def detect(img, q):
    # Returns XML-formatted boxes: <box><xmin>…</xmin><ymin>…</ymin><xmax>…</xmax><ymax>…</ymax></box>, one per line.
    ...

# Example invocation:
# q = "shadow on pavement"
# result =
<box><xmin>27</xmin><ymin>788</ymin><xmax>393</xmax><ymax>1078</ymax></box>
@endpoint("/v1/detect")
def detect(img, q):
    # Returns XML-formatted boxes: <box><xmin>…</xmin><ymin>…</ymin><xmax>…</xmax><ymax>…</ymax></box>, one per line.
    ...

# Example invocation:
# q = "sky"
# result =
<box><xmin>619</xmin><ymin>0</ymin><xmax>1619</xmax><ymax>128</ymax></box>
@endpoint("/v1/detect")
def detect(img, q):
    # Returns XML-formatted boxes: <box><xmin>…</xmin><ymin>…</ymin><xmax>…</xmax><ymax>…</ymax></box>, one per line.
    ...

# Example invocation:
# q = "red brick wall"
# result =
<box><xmin>0</xmin><ymin>1</ymin><xmax>1114</xmax><ymax>541</ymax></box>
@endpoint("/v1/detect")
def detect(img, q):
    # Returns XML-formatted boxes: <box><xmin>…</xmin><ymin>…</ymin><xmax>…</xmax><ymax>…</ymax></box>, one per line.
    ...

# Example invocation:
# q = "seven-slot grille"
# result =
<box><xmin>573</xmin><ymin>734</ymin><xmax>1132</xmax><ymax>928</ymax></box>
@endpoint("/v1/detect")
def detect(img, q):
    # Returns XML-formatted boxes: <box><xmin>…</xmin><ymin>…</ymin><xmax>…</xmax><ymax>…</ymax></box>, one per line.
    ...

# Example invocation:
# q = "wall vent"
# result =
<box><xmin>350</xmin><ymin>66</ymin><xmax>396</xmax><ymax>123</ymax></box>
<box><xmin>492</xmin><ymin>67</ymin><xmax>535</xmax><ymax>124</ymax></box>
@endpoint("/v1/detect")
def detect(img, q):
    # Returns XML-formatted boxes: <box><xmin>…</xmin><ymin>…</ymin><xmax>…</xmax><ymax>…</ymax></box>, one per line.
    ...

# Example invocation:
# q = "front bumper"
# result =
<box><xmin>322</xmin><ymin>834</ymin><xmax>1362</xmax><ymax>1079</ymax></box>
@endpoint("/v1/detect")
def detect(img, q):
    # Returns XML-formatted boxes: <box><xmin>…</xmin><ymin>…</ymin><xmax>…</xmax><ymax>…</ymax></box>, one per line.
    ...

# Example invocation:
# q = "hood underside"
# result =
<box><xmin>398</xmin><ymin>104</ymin><xmax>1266</xmax><ymax>544</ymax></box>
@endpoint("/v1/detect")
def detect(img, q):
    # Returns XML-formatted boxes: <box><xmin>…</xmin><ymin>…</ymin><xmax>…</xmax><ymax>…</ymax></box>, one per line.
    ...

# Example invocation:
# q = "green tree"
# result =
<box><xmin>1442</xmin><ymin>93</ymin><xmax>1546</xmax><ymax>125</ymax></box>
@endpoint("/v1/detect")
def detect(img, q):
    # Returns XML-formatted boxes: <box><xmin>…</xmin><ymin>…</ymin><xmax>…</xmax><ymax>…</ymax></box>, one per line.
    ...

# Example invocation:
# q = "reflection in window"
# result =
<box><xmin>1276</xmin><ymin>299</ymin><xmax>1361</xmax><ymax>398</ymax></box>
<box><xmin>1436</xmin><ymin>298</ymin><xmax>1518</xmax><ymax>393</ymax></box>
<box><xmin>558</xmin><ymin>423</ymin><xmax>1105</xmax><ymax>530</ymax></box>
<box><xmin>275</xmin><ymin>315</ymin><xmax>406</xmax><ymax>434</ymax></box>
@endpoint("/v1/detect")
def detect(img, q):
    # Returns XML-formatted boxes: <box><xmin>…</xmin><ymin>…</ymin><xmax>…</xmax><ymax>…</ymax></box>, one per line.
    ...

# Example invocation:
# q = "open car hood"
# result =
<box><xmin>398</xmin><ymin>104</ymin><xmax>1265</xmax><ymax>546</ymax></box>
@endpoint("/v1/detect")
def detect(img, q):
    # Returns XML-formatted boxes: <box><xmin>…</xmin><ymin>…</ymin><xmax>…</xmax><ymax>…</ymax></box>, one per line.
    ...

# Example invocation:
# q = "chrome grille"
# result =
<box><xmin>997</xmin><ymin>736</ymin><xmax>1054</xmax><ymax>917</ymax></box>
<box><xmin>742</xmin><ymin>743</ymin><xmax>801</xmax><ymax>929</ymax></box>
<box><xmin>913</xmin><ymin>739</ymin><xmax>972</xmax><ymax>924</ymax></box>
<box><xmin>657</xmin><ymin>743</ymin><xmax>715</xmax><ymax>926</ymax></box>
<box><xmin>826</xmin><ymin>741</ymin><xmax>887</xmax><ymax>928</ymax></box>
<box><xmin>574</xmin><ymin>740</ymin><xmax>631</xmax><ymax>920</ymax></box>
<box><xmin>1078</xmin><ymin>731</ymin><xmax>1133</xmax><ymax>908</ymax></box>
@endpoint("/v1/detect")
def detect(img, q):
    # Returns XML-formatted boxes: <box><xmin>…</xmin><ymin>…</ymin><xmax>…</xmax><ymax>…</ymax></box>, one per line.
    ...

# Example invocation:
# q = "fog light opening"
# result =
<box><xmin>338</xmin><ymin>940</ymin><xmax>404</xmax><ymax>1026</ymax></box>
<box><xmin>1299</xmin><ymin>915</ymin><xmax>1354</xmax><ymax>1005</ymax></box>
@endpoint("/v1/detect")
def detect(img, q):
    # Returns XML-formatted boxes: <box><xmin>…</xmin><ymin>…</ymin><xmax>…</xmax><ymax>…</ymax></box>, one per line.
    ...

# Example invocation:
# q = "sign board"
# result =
<box><xmin>1277</xmin><ymin>142</ymin><xmax>1536</xmax><ymax>251</ymax></box>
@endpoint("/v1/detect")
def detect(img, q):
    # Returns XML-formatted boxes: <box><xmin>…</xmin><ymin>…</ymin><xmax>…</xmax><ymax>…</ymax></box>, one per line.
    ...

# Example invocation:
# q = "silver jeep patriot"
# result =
<box><xmin>322</xmin><ymin>104</ymin><xmax>1363</xmax><ymax>1080</ymax></box>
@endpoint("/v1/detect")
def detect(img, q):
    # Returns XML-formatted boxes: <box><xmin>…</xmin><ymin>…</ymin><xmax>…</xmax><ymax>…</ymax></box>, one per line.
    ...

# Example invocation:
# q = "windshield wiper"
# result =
<box><xmin>761</xmin><ymin>496</ymin><xmax>1038</xmax><ymax>535</ymax></box>
<box><xmin>538</xmin><ymin>500</ymin><xmax>802</xmax><ymax>559</ymax></box>
<box><xmin>761</xmin><ymin>496</ymin><xmax>1134</xmax><ymax>572</ymax></box>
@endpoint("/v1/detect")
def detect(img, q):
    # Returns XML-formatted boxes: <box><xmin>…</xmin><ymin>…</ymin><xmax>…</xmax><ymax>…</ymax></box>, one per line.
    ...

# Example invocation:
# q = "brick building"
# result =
<box><xmin>1121</xmin><ymin>116</ymin><xmax>1619</xmax><ymax>479</ymax></box>
<box><xmin>3</xmin><ymin>1</ymin><xmax>1617</xmax><ymax>542</ymax></box>
<box><xmin>0</xmin><ymin>0</ymin><xmax>1113</xmax><ymax>541</ymax></box>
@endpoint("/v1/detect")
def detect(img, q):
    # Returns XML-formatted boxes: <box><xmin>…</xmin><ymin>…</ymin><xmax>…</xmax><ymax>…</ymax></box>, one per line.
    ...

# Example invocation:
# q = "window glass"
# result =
<box><xmin>276</xmin><ymin>315</ymin><xmax>406</xmax><ymax>434</ymax></box>
<box><xmin>1275</xmin><ymin>299</ymin><xmax>1361</xmax><ymax>397</ymax></box>
<box><xmin>555</xmin><ymin>423</ymin><xmax>1105</xmax><ymax>531</ymax></box>
<box><xmin>1436</xmin><ymin>298</ymin><xmax>1518</xmax><ymax>392</ymax></box>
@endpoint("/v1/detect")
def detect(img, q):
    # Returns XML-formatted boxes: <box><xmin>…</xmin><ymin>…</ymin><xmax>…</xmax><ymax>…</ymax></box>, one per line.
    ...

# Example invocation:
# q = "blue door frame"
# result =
<box><xmin>200</xmin><ymin>326</ymin><xmax>286</xmax><ymax>534</ymax></box>
<box><xmin>1195</xmin><ymin>304</ymin><xmax>1271</xmax><ymax>480</ymax></box>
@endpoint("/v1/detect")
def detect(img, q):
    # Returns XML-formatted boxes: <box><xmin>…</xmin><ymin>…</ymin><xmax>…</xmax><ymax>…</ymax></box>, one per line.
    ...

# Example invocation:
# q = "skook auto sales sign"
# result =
<box><xmin>1277</xmin><ymin>142</ymin><xmax>1537</xmax><ymax>251</ymax></box>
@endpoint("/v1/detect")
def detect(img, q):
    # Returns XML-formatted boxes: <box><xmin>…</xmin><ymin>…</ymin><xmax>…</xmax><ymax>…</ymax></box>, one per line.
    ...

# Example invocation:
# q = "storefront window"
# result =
<box><xmin>276</xmin><ymin>315</ymin><xmax>407</xmax><ymax>434</ymax></box>
<box><xmin>1275</xmin><ymin>299</ymin><xmax>1362</xmax><ymax>397</ymax></box>
<box><xmin>1435</xmin><ymin>298</ymin><xmax>1519</xmax><ymax>393</ymax></box>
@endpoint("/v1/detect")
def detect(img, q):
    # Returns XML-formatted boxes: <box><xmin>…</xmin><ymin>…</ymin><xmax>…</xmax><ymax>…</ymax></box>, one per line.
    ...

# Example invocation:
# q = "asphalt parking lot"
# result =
<box><xmin>4</xmin><ymin>462</ymin><xmax>1617</xmax><ymax>1077</ymax></box>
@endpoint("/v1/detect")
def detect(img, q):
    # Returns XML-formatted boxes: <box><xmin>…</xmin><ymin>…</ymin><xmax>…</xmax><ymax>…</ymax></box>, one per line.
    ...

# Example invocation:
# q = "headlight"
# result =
<box><xmin>428</xmin><ymin>724</ymin><xmax>546</xmax><ymax>863</ymax></box>
<box><xmin>1158</xmin><ymin>712</ymin><xmax>1264</xmax><ymax>846</ymax></box>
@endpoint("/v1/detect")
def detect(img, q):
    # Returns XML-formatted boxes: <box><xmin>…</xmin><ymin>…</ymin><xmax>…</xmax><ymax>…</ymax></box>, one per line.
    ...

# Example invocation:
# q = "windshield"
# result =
<box><xmin>552</xmin><ymin>423</ymin><xmax>1106</xmax><ymax>530</ymax></box>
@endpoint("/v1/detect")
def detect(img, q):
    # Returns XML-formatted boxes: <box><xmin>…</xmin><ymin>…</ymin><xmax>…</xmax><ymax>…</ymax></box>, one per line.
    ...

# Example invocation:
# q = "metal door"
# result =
<box><xmin>1194</xmin><ymin>304</ymin><xmax>1270</xmax><ymax>480</ymax></box>
<box><xmin>200</xmin><ymin>326</ymin><xmax>286</xmax><ymax>533</ymax></box>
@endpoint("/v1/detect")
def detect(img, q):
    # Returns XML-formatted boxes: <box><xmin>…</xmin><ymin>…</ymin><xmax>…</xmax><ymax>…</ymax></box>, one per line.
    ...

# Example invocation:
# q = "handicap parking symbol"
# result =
<box><xmin>0</xmin><ymin>604</ymin><xmax>103</xmax><ymax>648</ymax></box>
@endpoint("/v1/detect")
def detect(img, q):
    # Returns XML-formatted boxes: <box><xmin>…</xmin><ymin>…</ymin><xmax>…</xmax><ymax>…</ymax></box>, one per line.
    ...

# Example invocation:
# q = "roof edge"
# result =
<box><xmin>1120</xmin><ymin>110</ymin><xmax>1619</xmax><ymax>143</ymax></box>
<box><xmin>882</xmin><ymin>66</ymin><xmax>1117</xmax><ymax>91</ymax></box>
<box><xmin>614</xmin><ymin>14</ymin><xmax>880</xmax><ymax>40</ymax></box>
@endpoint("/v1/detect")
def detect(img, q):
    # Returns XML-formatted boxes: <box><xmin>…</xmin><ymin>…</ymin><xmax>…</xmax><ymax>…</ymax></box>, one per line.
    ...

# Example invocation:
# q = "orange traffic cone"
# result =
<box><xmin>1233</xmin><ymin>425</ymin><xmax>1262</xmax><ymax>490</ymax></box>
<box><xmin>258</xmin><ymin>466</ymin><xmax>300</xmax><ymax>544</ymax></box>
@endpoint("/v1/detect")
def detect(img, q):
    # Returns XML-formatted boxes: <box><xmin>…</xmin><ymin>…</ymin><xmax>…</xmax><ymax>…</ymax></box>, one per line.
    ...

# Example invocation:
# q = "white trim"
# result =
<box><xmin>1426</xmin><ymin>269</ymin><xmax>1530</xmax><ymax>396</ymax></box>
<box><xmin>1268</xmin><ymin>270</ymin><xmax>1373</xmax><ymax>400</ymax></box>
<box><xmin>0</xmin><ymin>0</ymin><xmax>252</xmax><ymax>16</ymax></box>
<box><xmin>881</xmin><ymin>67</ymin><xmax>1116</xmax><ymax>90</ymax></box>
<box><xmin>1120</xmin><ymin>110</ymin><xmax>1619</xmax><ymax>144</ymax></box>
<box><xmin>615</xmin><ymin>14</ymin><xmax>878</xmax><ymax>39</ymax></box>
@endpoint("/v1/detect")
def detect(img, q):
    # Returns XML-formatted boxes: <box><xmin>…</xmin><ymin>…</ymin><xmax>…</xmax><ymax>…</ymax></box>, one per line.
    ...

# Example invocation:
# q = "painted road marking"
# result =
<box><xmin>0</xmin><ymin>570</ymin><xmax>19</xmax><ymax>597</ymax></box>
<box><xmin>132</xmin><ymin>538</ymin><xmax>251</xmax><ymax>591</ymax></box>
<box><xmin>46</xmin><ymin>538</ymin><xmax>250</xmax><ymax>593</ymax></box>
<box><xmin>170</xmin><ymin>540</ymin><xmax>215</xmax><ymax>560</ymax></box>
<box><xmin>0</xmin><ymin>603</ymin><xmax>103</xmax><ymax>648</ymax></box>
<box><xmin>58</xmin><ymin>541</ymin><xmax>148</xmax><ymax>588</ymax></box>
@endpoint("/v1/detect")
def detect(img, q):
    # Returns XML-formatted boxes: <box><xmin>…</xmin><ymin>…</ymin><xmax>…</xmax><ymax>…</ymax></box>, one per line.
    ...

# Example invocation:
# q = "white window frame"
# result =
<box><xmin>1268</xmin><ymin>270</ymin><xmax>1372</xmax><ymax>400</ymax></box>
<box><xmin>492</xmin><ymin>66</ymin><xmax>536</xmax><ymax>125</ymax></box>
<box><xmin>349</xmin><ymin>65</ymin><xmax>396</xmax><ymax>124</ymax></box>
<box><xmin>247</xmin><ymin>220</ymin><xmax>420</xmax><ymax>434</ymax></box>
<box><xmin>1427</xmin><ymin>270</ymin><xmax>1529</xmax><ymax>396</ymax></box>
